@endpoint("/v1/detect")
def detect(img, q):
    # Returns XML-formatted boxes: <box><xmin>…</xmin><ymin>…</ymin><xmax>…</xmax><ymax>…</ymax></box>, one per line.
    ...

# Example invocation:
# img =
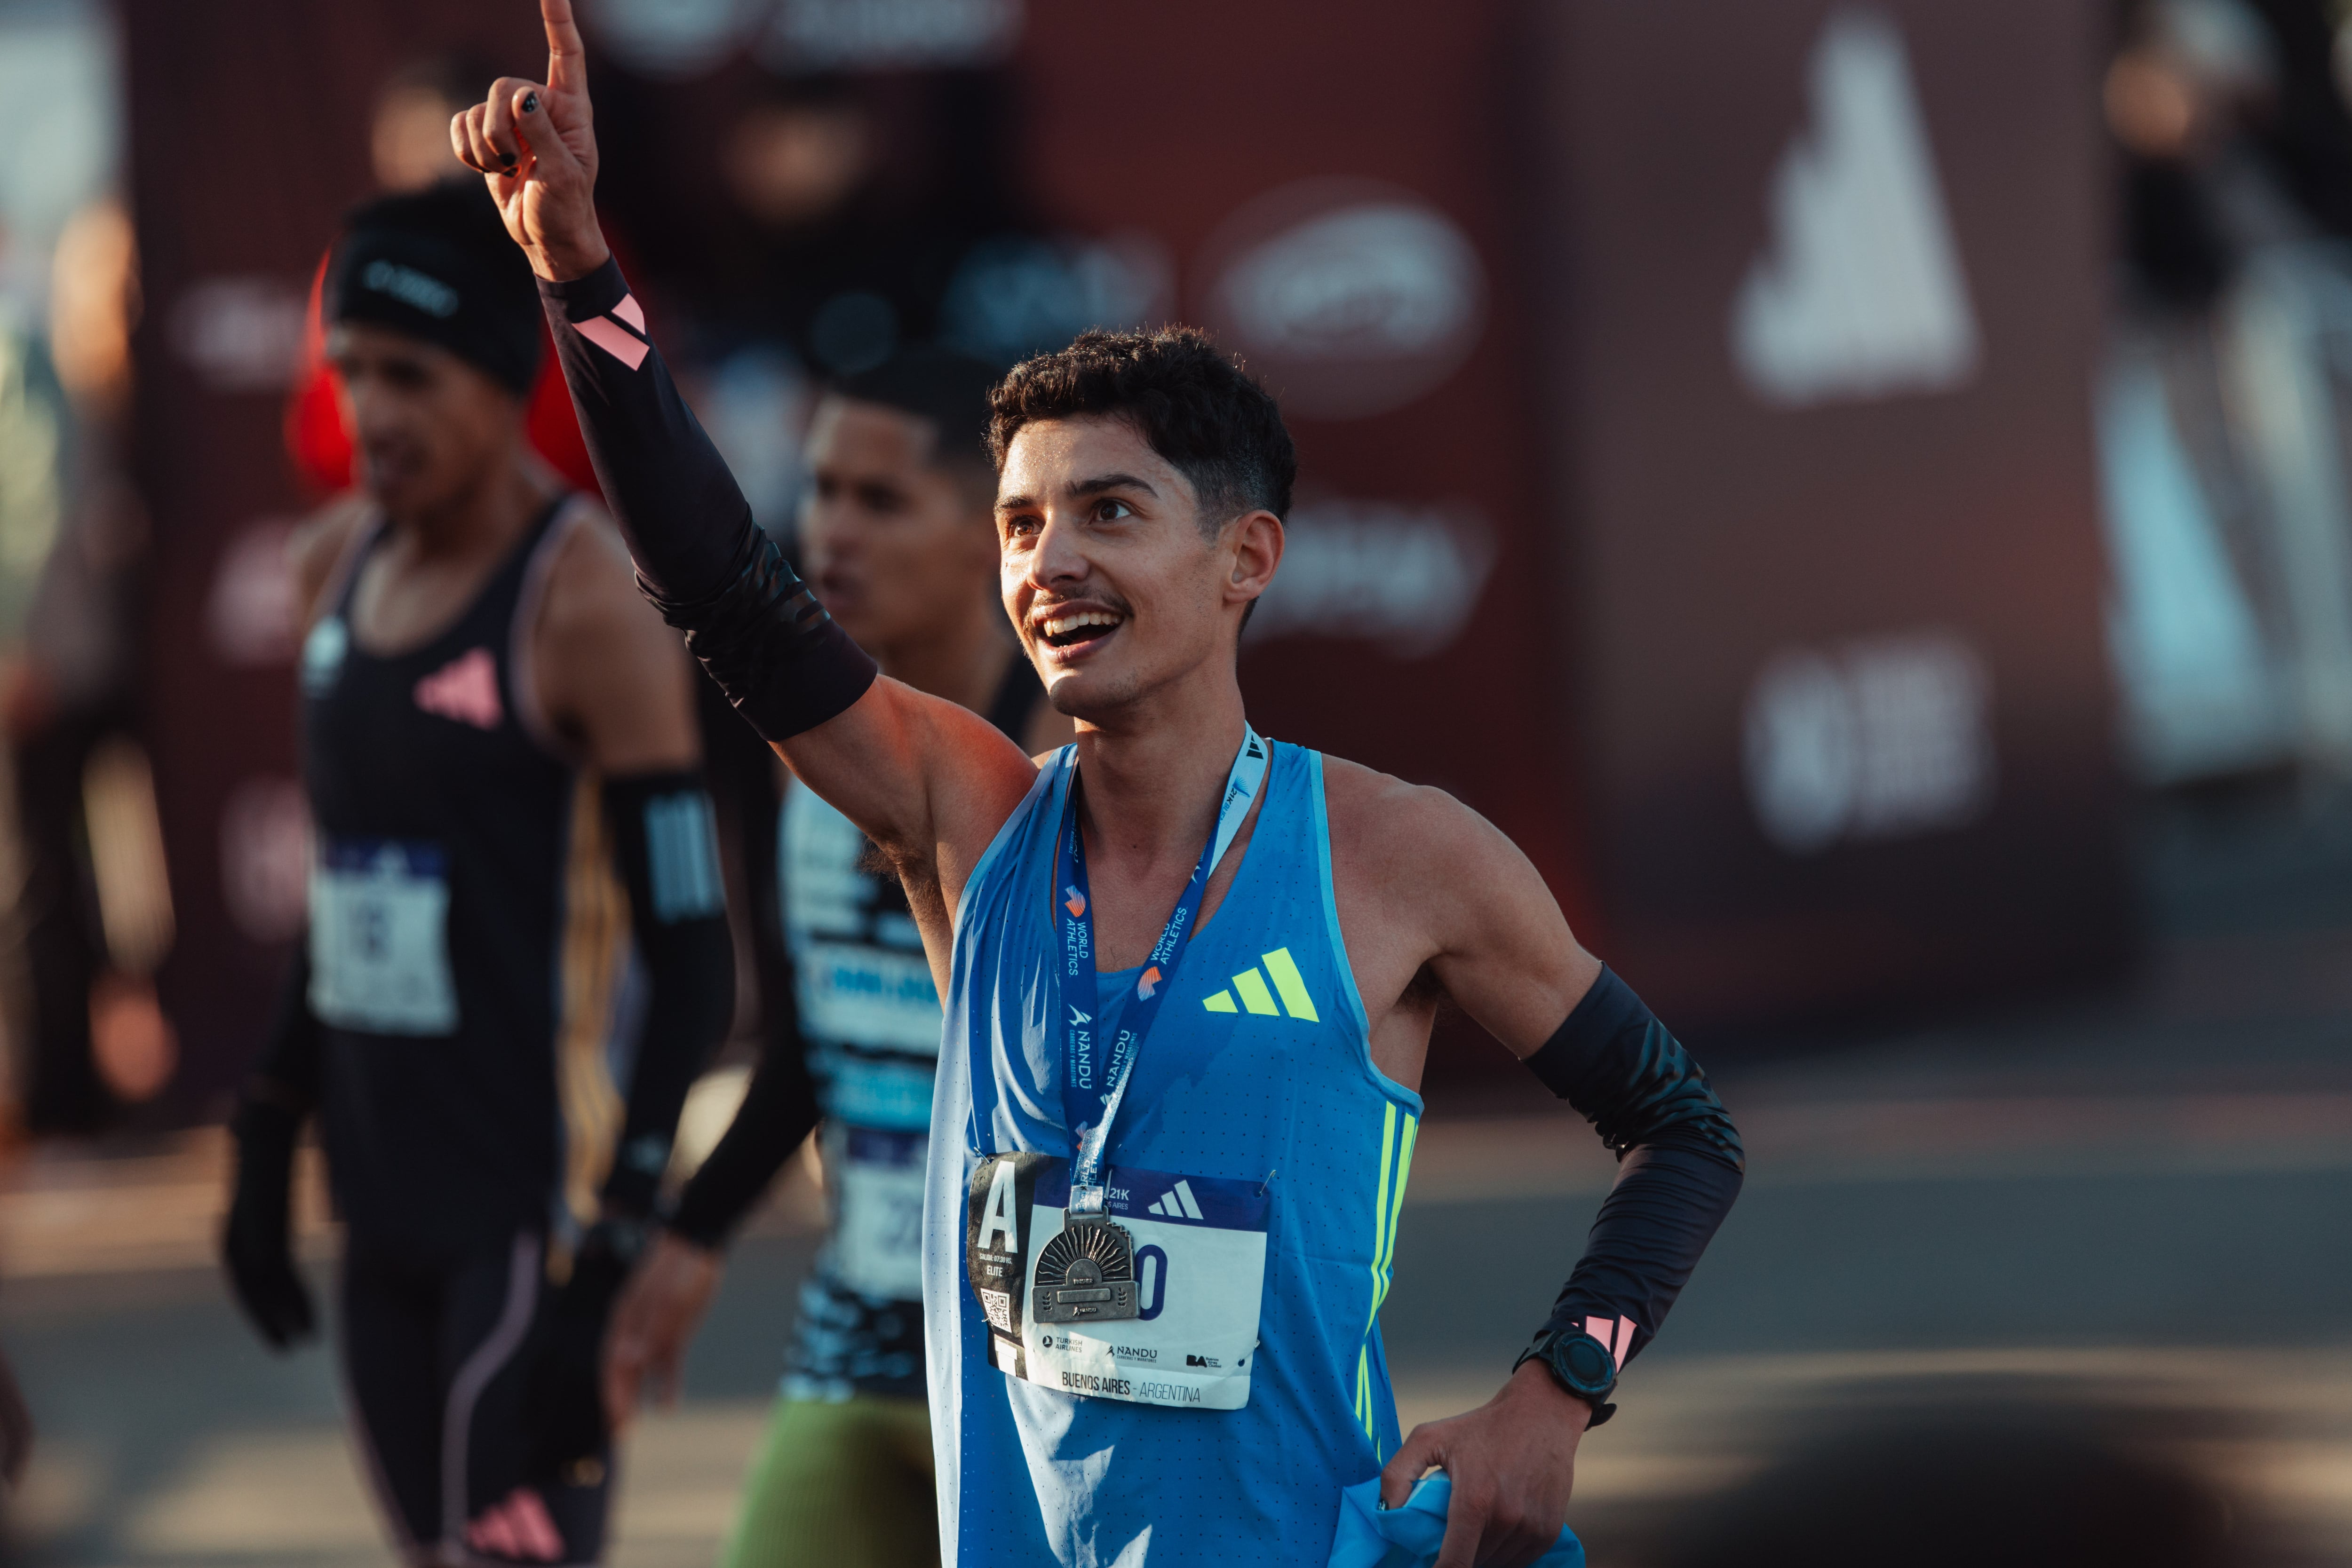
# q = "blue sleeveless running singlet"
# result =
<box><xmin>923</xmin><ymin>740</ymin><xmax>1421</xmax><ymax>1567</ymax></box>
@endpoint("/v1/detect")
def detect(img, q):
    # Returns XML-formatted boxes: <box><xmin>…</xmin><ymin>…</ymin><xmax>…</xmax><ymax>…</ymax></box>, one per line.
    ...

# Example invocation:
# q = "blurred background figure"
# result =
<box><xmin>603</xmin><ymin>348</ymin><xmax>1067</xmax><ymax>1568</ymax></box>
<box><xmin>286</xmin><ymin>55</ymin><xmax>600</xmax><ymax>506</ymax></box>
<box><xmin>2097</xmin><ymin>0</ymin><xmax>2352</xmax><ymax>787</ymax></box>
<box><xmin>0</xmin><ymin>0</ymin><xmax>168</xmax><ymax>1141</ymax></box>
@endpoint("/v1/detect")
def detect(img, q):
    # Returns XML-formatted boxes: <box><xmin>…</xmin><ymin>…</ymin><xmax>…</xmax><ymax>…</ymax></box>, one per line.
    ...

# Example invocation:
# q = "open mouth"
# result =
<box><xmin>1034</xmin><ymin>608</ymin><xmax>1126</xmax><ymax>657</ymax></box>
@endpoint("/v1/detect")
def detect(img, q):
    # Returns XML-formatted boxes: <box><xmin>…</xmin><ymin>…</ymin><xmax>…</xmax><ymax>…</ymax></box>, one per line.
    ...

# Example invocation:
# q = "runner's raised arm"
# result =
<box><xmin>451</xmin><ymin>0</ymin><xmax>1036</xmax><ymax>911</ymax></box>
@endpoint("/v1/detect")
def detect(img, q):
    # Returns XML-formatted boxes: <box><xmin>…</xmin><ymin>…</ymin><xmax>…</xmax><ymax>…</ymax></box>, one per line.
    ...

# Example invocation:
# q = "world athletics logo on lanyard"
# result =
<box><xmin>1047</xmin><ymin>727</ymin><xmax>1268</xmax><ymax>1323</ymax></box>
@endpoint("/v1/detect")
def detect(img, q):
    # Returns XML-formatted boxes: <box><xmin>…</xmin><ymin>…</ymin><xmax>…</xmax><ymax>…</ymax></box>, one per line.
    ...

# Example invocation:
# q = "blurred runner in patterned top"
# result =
<box><xmin>603</xmin><ymin>347</ymin><xmax>1069</xmax><ymax>1568</ymax></box>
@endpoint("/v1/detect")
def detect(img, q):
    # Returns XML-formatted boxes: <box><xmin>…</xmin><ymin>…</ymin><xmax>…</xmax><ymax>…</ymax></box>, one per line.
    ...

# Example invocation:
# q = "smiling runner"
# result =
<box><xmin>454</xmin><ymin>10</ymin><xmax>1745</xmax><ymax>1562</ymax></box>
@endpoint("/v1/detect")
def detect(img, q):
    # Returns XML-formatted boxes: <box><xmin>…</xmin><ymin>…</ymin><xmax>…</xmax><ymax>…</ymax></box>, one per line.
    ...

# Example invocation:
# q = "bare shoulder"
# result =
<box><xmin>1319</xmin><ymin>750</ymin><xmax>1594</xmax><ymax>1053</ymax></box>
<box><xmin>286</xmin><ymin>493</ymin><xmax>373</xmax><ymax>629</ymax></box>
<box><xmin>539</xmin><ymin>504</ymin><xmax>661</xmax><ymax>641</ymax></box>
<box><xmin>531</xmin><ymin>502</ymin><xmax>698</xmax><ymax>771</ymax></box>
<box><xmin>1318</xmin><ymin>752</ymin><xmax>1511</xmax><ymax>886</ymax></box>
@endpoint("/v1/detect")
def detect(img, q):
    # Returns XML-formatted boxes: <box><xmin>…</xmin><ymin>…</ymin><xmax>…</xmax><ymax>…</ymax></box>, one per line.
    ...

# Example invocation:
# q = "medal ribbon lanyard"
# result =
<box><xmin>1057</xmin><ymin>727</ymin><xmax>1268</xmax><ymax>1215</ymax></box>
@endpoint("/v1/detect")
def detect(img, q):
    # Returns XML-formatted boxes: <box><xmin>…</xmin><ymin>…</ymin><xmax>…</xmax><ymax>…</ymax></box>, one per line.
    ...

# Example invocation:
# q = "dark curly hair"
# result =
<box><xmin>986</xmin><ymin>327</ymin><xmax>1296</xmax><ymax>534</ymax></box>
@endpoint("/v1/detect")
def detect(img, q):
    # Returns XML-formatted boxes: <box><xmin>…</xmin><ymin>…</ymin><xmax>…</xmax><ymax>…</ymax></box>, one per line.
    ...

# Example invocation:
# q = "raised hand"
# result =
<box><xmin>450</xmin><ymin>0</ymin><xmax>610</xmax><ymax>282</ymax></box>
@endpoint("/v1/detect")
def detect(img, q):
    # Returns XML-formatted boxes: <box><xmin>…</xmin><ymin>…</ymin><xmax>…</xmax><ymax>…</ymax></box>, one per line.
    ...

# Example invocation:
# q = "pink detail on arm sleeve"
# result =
<box><xmin>577</xmin><ymin>314</ymin><xmax>650</xmax><ymax>370</ymax></box>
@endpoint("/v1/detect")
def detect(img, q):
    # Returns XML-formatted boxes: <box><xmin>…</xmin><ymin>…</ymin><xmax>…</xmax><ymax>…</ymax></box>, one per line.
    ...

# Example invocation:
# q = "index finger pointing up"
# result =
<box><xmin>542</xmin><ymin>0</ymin><xmax>588</xmax><ymax>94</ymax></box>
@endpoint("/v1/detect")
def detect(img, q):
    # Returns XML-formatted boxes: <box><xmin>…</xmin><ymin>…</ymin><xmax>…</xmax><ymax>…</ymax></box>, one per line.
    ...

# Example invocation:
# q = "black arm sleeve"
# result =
<box><xmin>539</xmin><ymin>262</ymin><xmax>876</xmax><ymax>741</ymax></box>
<box><xmin>601</xmin><ymin>770</ymin><xmax>736</xmax><ymax>1217</ymax></box>
<box><xmin>665</xmin><ymin>1026</ymin><xmax>823</xmax><ymax>1250</ymax></box>
<box><xmin>1520</xmin><ymin>966</ymin><xmax>1744</xmax><ymax>1400</ymax></box>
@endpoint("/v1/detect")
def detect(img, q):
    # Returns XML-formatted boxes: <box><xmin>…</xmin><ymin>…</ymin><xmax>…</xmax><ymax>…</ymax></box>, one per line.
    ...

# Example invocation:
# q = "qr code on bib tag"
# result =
<box><xmin>979</xmin><ymin>1288</ymin><xmax>1013</xmax><ymax>1332</ymax></box>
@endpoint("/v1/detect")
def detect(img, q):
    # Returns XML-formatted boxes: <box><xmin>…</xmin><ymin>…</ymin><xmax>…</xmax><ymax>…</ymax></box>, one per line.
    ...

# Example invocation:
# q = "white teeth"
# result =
<box><xmin>1040</xmin><ymin>611</ymin><xmax>1122</xmax><ymax>640</ymax></box>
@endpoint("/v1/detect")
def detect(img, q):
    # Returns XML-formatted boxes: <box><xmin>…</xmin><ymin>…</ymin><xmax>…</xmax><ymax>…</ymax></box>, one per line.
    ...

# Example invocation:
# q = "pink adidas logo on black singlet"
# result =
<box><xmin>413</xmin><ymin>647</ymin><xmax>503</xmax><ymax>730</ymax></box>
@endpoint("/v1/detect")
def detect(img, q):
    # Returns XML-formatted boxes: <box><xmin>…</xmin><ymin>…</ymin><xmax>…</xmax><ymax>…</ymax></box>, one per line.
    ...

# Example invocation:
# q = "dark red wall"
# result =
<box><xmin>1532</xmin><ymin>0</ymin><xmax>2131</xmax><ymax>1025</ymax></box>
<box><xmin>122</xmin><ymin>0</ymin><xmax>2131</xmax><ymax>1112</ymax></box>
<box><xmin>1014</xmin><ymin>0</ymin><xmax>1597</xmax><ymax>933</ymax></box>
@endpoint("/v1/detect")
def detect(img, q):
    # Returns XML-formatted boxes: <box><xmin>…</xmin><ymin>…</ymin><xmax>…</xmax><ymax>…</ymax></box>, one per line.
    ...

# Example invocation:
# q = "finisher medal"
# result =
<box><xmin>1032</xmin><ymin>1215</ymin><xmax>1140</xmax><ymax>1323</ymax></box>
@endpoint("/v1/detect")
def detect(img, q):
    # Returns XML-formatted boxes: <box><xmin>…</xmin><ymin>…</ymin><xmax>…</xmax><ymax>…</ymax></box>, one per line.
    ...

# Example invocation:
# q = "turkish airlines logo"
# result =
<box><xmin>1199</xmin><ymin>178</ymin><xmax>1486</xmax><ymax>421</ymax></box>
<box><xmin>413</xmin><ymin>647</ymin><xmax>503</xmax><ymax>730</ymax></box>
<box><xmin>1731</xmin><ymin>10</ymin><xmax>1979</xmax><ymax>406</ymax></box>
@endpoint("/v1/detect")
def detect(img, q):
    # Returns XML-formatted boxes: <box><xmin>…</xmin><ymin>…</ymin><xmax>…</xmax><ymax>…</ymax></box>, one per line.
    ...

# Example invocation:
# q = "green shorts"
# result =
<box><xmin>719</xmin><ymin>1393</ymin><xmax>936</xmax><ymax>1568</ymax></box>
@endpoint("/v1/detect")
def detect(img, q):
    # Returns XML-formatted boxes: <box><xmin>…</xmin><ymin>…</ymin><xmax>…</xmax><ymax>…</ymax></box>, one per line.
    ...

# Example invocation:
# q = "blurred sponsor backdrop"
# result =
<box><xmin>9</xmin><ymin>0</ymin><xmax>2352</xmax><ymax>1560</ymax></box>
<box><xmin>19</xmin><ymin>0</ymin><xmax>2161</xmax><ymax>1117</ymax></box>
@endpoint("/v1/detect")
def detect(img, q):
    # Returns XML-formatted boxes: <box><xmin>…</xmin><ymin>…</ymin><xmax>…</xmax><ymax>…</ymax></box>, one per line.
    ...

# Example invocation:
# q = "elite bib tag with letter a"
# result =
<box><xmin>966</xmin><ymin>1151</ymin><xmax>1270</xmax><ymax>1410</ymax></box>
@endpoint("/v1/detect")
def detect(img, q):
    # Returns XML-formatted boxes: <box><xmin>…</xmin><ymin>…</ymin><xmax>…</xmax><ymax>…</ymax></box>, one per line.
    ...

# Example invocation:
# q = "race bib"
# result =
<box><xmin>308</xmin><ymin>836</ymin><xmax>458</xmax><ymax>1036</ymax></box>
<box><xmin>966</xmin><ymin>1152</ymin><xmax>1269</xmax><ymax>1411</ymax></box>
<box><xmin>830</xmin><ymin>1125</ymin><xmax>928</xmax><ymax>1300</ymax></box>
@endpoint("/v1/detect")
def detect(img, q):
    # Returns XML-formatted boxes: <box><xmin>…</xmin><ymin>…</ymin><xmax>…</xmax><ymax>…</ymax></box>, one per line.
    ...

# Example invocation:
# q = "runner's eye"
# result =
<box><xmin>1093</xmin><ymin>499</ymin><xmax>1133</xmax><ymax>523</ymax></box>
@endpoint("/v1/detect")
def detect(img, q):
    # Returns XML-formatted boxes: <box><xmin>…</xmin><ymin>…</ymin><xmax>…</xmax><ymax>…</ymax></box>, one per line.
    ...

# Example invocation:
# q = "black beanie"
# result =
<box><xmin>329</xmin><ymin>180</ymin><xmax>541</xmax><ymax>396</ymax></box>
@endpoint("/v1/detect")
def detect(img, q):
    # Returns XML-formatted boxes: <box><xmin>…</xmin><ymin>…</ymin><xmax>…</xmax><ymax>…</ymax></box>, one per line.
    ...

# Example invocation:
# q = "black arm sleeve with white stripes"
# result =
<box><xmin>600</xmin><ymin>769</ymin><xmax>734</xmax><ymax>1217</ymax></box>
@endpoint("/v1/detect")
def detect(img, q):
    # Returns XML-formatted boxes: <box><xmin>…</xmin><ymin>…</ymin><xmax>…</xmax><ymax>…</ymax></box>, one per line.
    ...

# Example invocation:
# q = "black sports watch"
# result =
<box><xmin>1514</xmin><ymin>1326</ymin><xmax>1618</xmax><ymax>1427</ymax></box>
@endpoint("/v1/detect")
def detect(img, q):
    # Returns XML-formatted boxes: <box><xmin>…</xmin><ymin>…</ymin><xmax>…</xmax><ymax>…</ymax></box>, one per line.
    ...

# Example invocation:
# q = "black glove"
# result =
<box><xmin>528</xmin><ymin>1218</ymin><xmax>644</xmax><ymax>1475</ymax></box>
<box><xmin>221</xmin><ymin>1097</ymin><xmax>316</xmax><ymax>1349</ymax></box>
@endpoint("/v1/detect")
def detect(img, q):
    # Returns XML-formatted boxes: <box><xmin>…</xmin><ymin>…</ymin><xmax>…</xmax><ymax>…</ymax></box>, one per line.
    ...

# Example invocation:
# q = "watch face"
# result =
<box><xmin>1559</xmin><ymin>1333</ymin><xmax>1615</xmax><ymax>1392</ymax></box>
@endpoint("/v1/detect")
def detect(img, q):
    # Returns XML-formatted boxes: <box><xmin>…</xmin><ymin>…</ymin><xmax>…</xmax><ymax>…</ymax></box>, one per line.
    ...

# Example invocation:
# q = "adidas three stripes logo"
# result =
<box><xmin>1201</xmin><ymin>948</ymin><xmax>1319</xmax><ymax>1021</ymax></box>
<box><xmin>1145</xmin><ymin>1180</ymin><xmax>1205</xmax><ymax>1220</ymax></box>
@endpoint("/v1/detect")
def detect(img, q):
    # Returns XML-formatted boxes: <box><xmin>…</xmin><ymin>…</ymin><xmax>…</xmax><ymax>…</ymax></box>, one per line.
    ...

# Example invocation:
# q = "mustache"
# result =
<box><xmin>1025</xmin><ymin>593</ymin><xmax>1131</xmax><ymax>620</ymax></box>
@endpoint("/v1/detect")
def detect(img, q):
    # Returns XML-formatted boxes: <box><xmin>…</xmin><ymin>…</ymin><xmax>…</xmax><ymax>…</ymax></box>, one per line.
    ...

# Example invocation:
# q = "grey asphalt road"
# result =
<box><xmin>7</xmin><ymin>788</ymin><xmax>2352</xmax><ymax>1565</ymax></box>
<box><xmin>9</xmin><ymin>1119</ymin><xmax>2351</xmax><ymax>1567</ymax></box>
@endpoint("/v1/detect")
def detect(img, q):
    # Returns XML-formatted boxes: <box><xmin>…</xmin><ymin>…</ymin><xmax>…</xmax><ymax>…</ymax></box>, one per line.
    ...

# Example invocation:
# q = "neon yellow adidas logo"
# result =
<box><xmin>1202</xmin><ymin>948</ymin><xmax>1319</xmax><ymax>1022</ymax></box>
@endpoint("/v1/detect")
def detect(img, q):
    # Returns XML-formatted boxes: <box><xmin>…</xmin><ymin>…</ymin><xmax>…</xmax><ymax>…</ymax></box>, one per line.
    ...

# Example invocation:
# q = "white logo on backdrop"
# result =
<box><xmin>207</xmin><ymin>518</ymin><xmax>299</xmax><ymax>668</ymax></box>
<box><xmin>1245</xmin><ymin>500</ymin><xmax>1494</xmax><ymax>658</ymax></box>
<box><xmin>170</xmin><ymin>277</ymin><xmax>307</xmax><ymax>394</ymax></box>
<box><xmin>1743</xmin><ymin>630</ymin><xmax>1994</xmax><ymax>855</ymax></box>
<box><xmin>942</xmin><ymin>233</ymin><xmax>1173</xmax><ymax>367</ymax></box>
<box><xmin>1202</xmin><ymin>181</ymin><xmax>1486</xmax><ymax>421</ymax></box>
<box><xmin>1731</xmin><ymin>10</ymin><xmax>1979</xmax><ymax>406</ymax></box>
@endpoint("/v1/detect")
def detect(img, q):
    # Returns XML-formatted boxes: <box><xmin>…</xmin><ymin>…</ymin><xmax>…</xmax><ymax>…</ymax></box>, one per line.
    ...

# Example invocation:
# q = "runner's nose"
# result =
<box><xmin>1026</xmin><ymin>509</ymin><xmax>1092</xmax><ymax>593</ymax></box>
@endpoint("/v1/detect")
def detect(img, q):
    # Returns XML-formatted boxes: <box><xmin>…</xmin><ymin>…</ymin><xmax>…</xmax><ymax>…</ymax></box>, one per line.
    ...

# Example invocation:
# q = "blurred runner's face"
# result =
<box><xmin>327</xmin><ymin>323</ymin><xmax>520</xmax><ymax>519</ymax></box>
<box><xmin>997</xmin><ymin>416</ymin><xmax>1234</xmax><ymax>722</ymax></box>
<box><xmin>798</xmin><ymin>396</ymin><xmax>994</xmax><ymax>651</ymax></box>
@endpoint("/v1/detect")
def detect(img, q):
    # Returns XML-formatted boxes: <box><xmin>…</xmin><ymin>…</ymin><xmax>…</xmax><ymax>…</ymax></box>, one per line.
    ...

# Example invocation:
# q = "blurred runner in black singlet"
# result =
<box><xmin>602</xmin><ymin>348</ymin><xmax>1068</xmax><ymax>1568</ymax></box>
<box><xmin>219</xmin><ymin>182</ymin><xmax>733</xmax><ymax>1566</ymax></box>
